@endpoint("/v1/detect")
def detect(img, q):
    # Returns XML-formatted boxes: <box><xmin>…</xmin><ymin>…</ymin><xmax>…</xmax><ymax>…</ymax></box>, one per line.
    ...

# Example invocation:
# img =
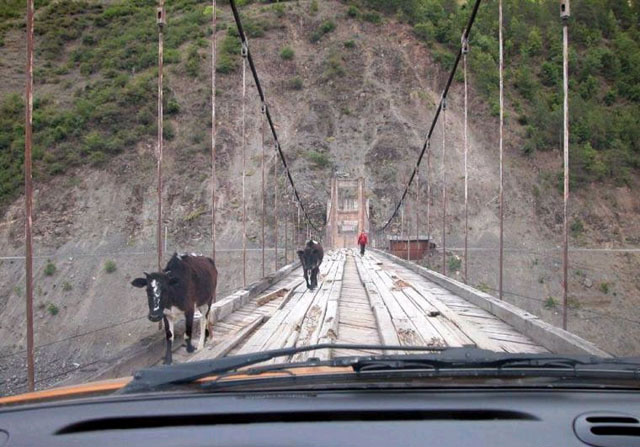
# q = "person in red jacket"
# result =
<box><xmin>357</xmin><ymin>231</ymin><xmax>368</xmax><ymax>256</ymax></box>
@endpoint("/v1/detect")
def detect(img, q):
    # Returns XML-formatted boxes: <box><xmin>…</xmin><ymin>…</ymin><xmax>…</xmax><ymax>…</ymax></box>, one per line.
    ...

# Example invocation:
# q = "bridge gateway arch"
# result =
<box><xmin>325</xmin><ymin>177</ymin><xmax>369</xmax><ymax>250</ymax></box>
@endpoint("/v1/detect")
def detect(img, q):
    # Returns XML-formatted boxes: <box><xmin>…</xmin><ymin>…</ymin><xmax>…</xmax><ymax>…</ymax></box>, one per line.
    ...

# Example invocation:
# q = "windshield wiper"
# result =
<box><xmin>121</xmin><ymin>345</ymin><xmax>640</xmax><ymax>394</ymax></box>
<box><xmin>120</xmin><ymin>343</ymin><xmax>446</xmax><ymax>394</ymax></box>
<box><xmin>346</xmin><ymin>351</ymin><xmax>640</xmax><ymax>373</ymax></box>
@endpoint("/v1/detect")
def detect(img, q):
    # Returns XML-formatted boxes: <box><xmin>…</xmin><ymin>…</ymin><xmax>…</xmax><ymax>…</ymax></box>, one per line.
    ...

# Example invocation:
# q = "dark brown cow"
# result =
<box><xmin>297</xmin><ymin>240</ymin><xmax>323</xmax><ymax>290</ymax></box>
<box><xmin>131</xmin><ymin>253</ymin><xmax>217</xmax><ymax>365</ymax></box>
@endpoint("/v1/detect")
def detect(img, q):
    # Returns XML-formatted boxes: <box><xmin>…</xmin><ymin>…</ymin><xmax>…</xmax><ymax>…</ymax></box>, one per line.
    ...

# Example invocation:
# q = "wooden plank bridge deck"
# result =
<box><xmin>170</xmin><ymin>248</ymin><xmax>579</xmax><ymax>365</ymax></box>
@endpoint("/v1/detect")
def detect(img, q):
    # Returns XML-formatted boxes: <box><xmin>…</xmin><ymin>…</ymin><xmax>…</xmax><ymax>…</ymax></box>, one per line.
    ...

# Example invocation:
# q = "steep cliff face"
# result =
<box><xmin>0</xmin><ymin>0</ymin><xmax>638</xmax><ymax>394</ymax></box>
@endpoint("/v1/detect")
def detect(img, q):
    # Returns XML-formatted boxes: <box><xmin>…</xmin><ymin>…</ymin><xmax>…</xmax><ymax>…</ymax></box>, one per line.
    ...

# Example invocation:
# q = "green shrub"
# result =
<box><xmin>544</xmin><ymin>296</ymin><xmax>558</xmax><ymax>310</ymax></box>
<box><xmin>163</xmin><ymin>122</ymin><xmax>176</xmax><ymax>140</ymax></box>
<box><xmin>413</xmin><ymin>22</ymin><xmax>434</xmax><ymax>42</ymax></box>
<box><xmin>89</xmin><ymin>151</ymin><xmax>107</xmax><ymax>166</ymax></box>
<box><xmin>309</xmin><ymin>0</ymin><xmax>318</xmax><ymax>14</ymax></box>
<box><xmin>44</xmin><ymin>261</ymin><xmax>57</xmax><ymax>276</ymax></box>
<box><xmin>216</xmin><ymin>53</ymin><xmax>235</xmax><ymax>73</ymax></box>
<box><xmin>347</xmin><ymin>5</ymin><xmax>360</xmax><ymax>18</ymax></box>
<box><xmin>448</xmin><ymin>256</ymin><xmax>462</xmax><ymax>273</ymax></box>
<box><xmin>324</xmin><ymin>53</ymin><xmax>345</xmax><ymax>79</ymax></box>
<box><xmin>570</xmin><ymin>219</ymin><xmax>584</xmax><ymax>237</ymax></box>
<box><xmin>166</xmin><ymin>99</ymin><xmax>180</xmax><ymax>115</ymax></box>
<box><xmin>185</xmin><ymin>45</ymin><xmax>201</xmax><ymax>77</ymax></box>
<box><xmin>599</xmin><ymin>282</ymin><xmax>610</xmax><ymax>294</ymax></box>
<box><xmin>104</xmin><ymin>260</ymin><xmax>117</xmax><ymax>273</ymax></box>
<box><xmin>47</xmin><ymin>303</ymin><xmax>59</xmax><ymax>316</ymax></box>
<box><xmin>280</xmin><ymin>46</ymin><xmax>294</xmax><ymax>60</ymax></box>
<box><xmin>305</xmin><ymin>150</ymin><xmax>332</xmax><ymax>169</ymax></box>
<box><xmin>344</xmin><ymin>40</ymin><xmax>356</xmax><ymax>49</ymax></box>
<box><xmin>272</xmin><ymin>2</ymin><xmax>285</xmax><ymax>17</ymax></box>
<box><xmin>310</xmin><ymin>20</ymin><xmax>336</xmax><ymax>43</ymax></box>
<box><xmin>289</xmin><ymin>76</ymin><xmax>304</xmax><ymax>90</ymax></box>
<box><xmin>62</xmin><ymin>281</ymin><xmax>73</xmax><ymax>291</ymax></box>
<box><xmin>362</xmin><ymin>11</ymin><xmax>381</xmax><ymax>24</ymax></box>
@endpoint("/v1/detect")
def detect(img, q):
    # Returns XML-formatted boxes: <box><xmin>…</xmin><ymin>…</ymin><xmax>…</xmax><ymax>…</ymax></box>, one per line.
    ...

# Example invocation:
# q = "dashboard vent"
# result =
<box><xmin>574</xmin><ymin>412</ymin><xmax>640</xmax><ymax>447</ymax></box>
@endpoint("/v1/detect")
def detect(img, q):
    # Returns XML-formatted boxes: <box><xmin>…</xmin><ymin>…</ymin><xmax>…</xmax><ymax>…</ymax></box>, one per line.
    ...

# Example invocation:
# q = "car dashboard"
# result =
<box><xmin>1</xmin><ymin>388</ymin><xmax>639</xmax><ymax>446</ymax></box>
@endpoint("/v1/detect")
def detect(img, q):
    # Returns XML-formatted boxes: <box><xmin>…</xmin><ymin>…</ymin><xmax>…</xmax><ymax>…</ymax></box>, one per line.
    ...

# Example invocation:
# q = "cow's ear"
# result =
<box><xmin>297</xmin><ymin>250</ymin><xmax>304</xmax><ymax>257</ymax></box>
<box><xmin>168</xmin><ymin>276</ymin><xmax>179</xmax><ymax>286</ymax></box>
<box><xmin>131</xmin><ymin>278</ymin><xmax>147</xmax><ymax>288</ymax></box>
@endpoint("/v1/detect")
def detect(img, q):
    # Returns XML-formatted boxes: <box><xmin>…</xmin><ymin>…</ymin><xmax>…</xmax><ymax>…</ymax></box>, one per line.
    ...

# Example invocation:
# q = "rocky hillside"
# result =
<box><xmin>0</xmin><ymin>0</ymin><xmax>638</xmax><ymax>394</ymax></box>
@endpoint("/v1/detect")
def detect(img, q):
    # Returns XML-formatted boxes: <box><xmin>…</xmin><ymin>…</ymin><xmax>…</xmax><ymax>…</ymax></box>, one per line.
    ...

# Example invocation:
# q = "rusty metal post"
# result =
<box><xmin>415</xmin><ymin>169</ymin><xmax>419</xmax><ymax>253</ymax></box>
<box><xmin>561</xmin><ymin>0</ymin><xmax>571</xmax><ymax>329</ymax></box>
<box><xmin>261</xmin><ymin>104</ymin><xmax>265</xmax><ymax>278</ymax></box>
<box><xmin>241</xmin><ymin>42</ymin><xmax>247</xmax><ymax>287</ymax></box>
<box><xmin>156</xmin><ymin>1</ymin><xmax>165</xmax><ymax>271</ymax></box>
<box><xmin>401</xmin><ymin>201</ymin><xmax>405</xmax><ymax>256</ymax></box>
<box><xmin>211</xmin><ymin>0</ymin><xmax>217</xmax><ymax>262</ymax></box>
<box><xmin>274</xmin><ymin>148</ymin><xmax>279</xmax><ymax>272</ymax></box>
<box><xmin>462</xmin><ymin>36</ymin><xmax>469</xmax><ymax>284</ymax></box>
<box><xmin>498</xmin><ymin>0</ymin><xmax>504</xmax><ymax>300</ymax></box>
<box><xmin>24</xmin><ymin>0</ymin><xmax>35</xmax><ymax>393</ymax></box>
<box><xmin>291</xmin><ymin>198</ymin><xmax>296</xmax><ymax>255</ymax></box>
<box><xmin>284</xmin><ymin>192</ymin><xmax>289</xmax><ymax>264</ymax></box>
<box><xmin>426</xmin><ymin>140</ymin><xmax>431</xmax><ymax>261</ymax></box>
<box><xmin>442</xmin><ymin>97</ymin><xmax>447</xmax><ymax>276</ymax></box>
<box><xmin>406</xmin><ymin>193</ymin><xmax>411</xmax><ymax>261</ymax></box>
<box><xmin>297</xmin><ymin>202</ymin><xmax>301</xmax><ymax>247</ymax></box>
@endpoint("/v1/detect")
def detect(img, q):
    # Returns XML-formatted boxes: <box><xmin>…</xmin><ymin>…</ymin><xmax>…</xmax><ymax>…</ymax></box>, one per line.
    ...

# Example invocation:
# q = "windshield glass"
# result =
<box><xmin>1</xmin><ymin>0</ymin><xmax>639</xmax><ymax>401</ymax></box>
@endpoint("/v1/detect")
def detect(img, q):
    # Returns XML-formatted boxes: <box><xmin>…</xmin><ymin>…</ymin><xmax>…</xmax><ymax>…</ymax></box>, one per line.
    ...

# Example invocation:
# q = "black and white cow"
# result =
<box><xmin>297</xmin><ymin>240</ymin><xmax>324</xmax><ymax>290</ymax></box>
<box><xmin>131</xmin><ymin>253</ymin><xmax>218</xmax><ymax>365</ymax></box>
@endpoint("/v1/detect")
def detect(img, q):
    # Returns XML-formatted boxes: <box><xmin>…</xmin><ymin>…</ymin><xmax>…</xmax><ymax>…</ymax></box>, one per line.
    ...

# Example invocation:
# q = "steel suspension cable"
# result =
<box><xmin>211</xmin><ymin>0</ymin><xmax>217</xmax><ymax>262</ymax></box>
<box><xmin>441</xmin><ymin>98</ymin><xmax>447</xmax><ymax>275</ymax></box>
<box><xmin>463</xmin><ymin>37</ymin><xmax>469</xmax><ymax>284</ymax></box>
<box><xmin>377</xmin><ymin>0</ymin><xmax>483</xmax><ymax>232</ymax></box>
<box><xmin>157</xmin><ymin>0</ymin><xmax>165</xmax><ymax>271</ymax></box>
<box><xmin>241</xmin><ymin>42</ymin><xmax>247</xmax><ymax>287</ymax></box>
<box><xmin>415</xmin><ymin>170</ymin><xmax>419</xmax><ymax>244</ymax></box>
<box><xmin>426</xmin><ymin>140</ymin><xmax>431</xmax><ymax>258</ymax></box>
<box><xmin>261</xmin><ymin>103</ymin><xmax>265</xmax><ymax>278</ymax></box>
<box><xmin>228</xmin><ymin>0</ymin><xmax>321</xmax><ymax>233</ymax></box>
<box><xmin>274</xmin><ymin>147</ymin><xmax>279</xmax><ymax>271</ymax></box>
<box><xmin>25</xmin><ymin>0</ymin><xmax>35</xmax><ymax>392</ymax></box>
<box><xmin>561</xmin><ymin>0</ymin><xmax>571</xmax><ymax>329</ymax></box>
<box><xmin>498</xmin><ymin>0</ymin><xmax>505</xmax><ymax>300</ymax></box>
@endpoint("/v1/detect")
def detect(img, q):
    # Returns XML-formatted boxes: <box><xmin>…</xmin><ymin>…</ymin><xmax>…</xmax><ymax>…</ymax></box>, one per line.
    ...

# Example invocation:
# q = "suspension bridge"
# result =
<box><xmin>13</xmin><ymin>0</ymin><xmax>622</xmax><ymax>393</ymax></box>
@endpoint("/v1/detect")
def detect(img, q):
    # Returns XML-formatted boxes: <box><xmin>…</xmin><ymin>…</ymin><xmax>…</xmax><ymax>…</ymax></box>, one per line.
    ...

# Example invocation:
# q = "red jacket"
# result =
<box><xmin>358</xmin><ymin>233</ymin><xmax>368</xmax><ymax>245</ymax></box>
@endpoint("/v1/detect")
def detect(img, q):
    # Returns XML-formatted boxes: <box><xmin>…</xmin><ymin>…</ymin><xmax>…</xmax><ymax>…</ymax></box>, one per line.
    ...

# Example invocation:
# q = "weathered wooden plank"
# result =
<box><xmin>276</xmin><ymin>281</ymin><xmax>304</xmax><ymax>310</ymax></box>
<box><xmin>294</xmin><ymin>255</ymin><xmax>345</xmax><ymax>361</ymax></box>
<box><xmin>370</xmin><ymin>262</ymin><xmax>506</xmax><ymax>352</ymax></box>
<box><xmin>190</xmin><ymin>316</ymin><xmax>265</xmax><ymax>361</ymax></box>
<box><xmin>372</xmin><ymin>265</ymin><xmax>457</xmax><ymax>348</ymax></box>
<box><xmin>361</xmin><ymin>257</ymin><xmax>432</xmax><ymax>347</ymax></box>
<box><xmin>256</xmin><ymin>287</ymin><xmax>290</xmax><ymax>307</ymax></box>
<box><xmin>354</xmin><ymin>253</ymin><xmax>401</xmax><ymax>349</ymax></box>
<box><xmin>237</xmin><ymin>257</ymin><xmax>338</xmax><ymax>355</ymax></box>
<box><xmin>264</xmin><ymin>258</ymin><xmax>342</xmax><ymax>361</ymax></box>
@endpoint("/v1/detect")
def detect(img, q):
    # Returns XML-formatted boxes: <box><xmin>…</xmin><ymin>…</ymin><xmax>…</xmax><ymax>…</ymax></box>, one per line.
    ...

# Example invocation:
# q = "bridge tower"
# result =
<box><xmin>326</xmin><ymin>176</ymin><xmax>369</xmax><ymax>249</ymax></box>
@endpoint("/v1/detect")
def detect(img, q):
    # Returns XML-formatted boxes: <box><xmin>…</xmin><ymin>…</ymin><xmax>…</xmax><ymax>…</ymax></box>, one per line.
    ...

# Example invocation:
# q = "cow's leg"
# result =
<box><xmin>163</xmin><ymin>315</ymin><xmax>174</xmax><ymax>365</ymax></box>
<box><xmin>197</xmin><ymin>304</ymin><xmax>210</xmax><ymax>350</ymax></box>
<box><xmin>204</xmin><ymin>299</ymin><xmax>214</xmax><ymax>342</ymax></box>
<box><xmin>303</xmin><ymin>268</ymin><xmax>310</xmax><ymax>289</ymax></box>
<box><xmin>185</xmin><ymin>308</ymin><xmax>195</xmax><ymax>353</ymax></box>
<box><xmin>311</xmin><ymin>267</ymin><xmax>319</xmax><ymax>289</ymax></box>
